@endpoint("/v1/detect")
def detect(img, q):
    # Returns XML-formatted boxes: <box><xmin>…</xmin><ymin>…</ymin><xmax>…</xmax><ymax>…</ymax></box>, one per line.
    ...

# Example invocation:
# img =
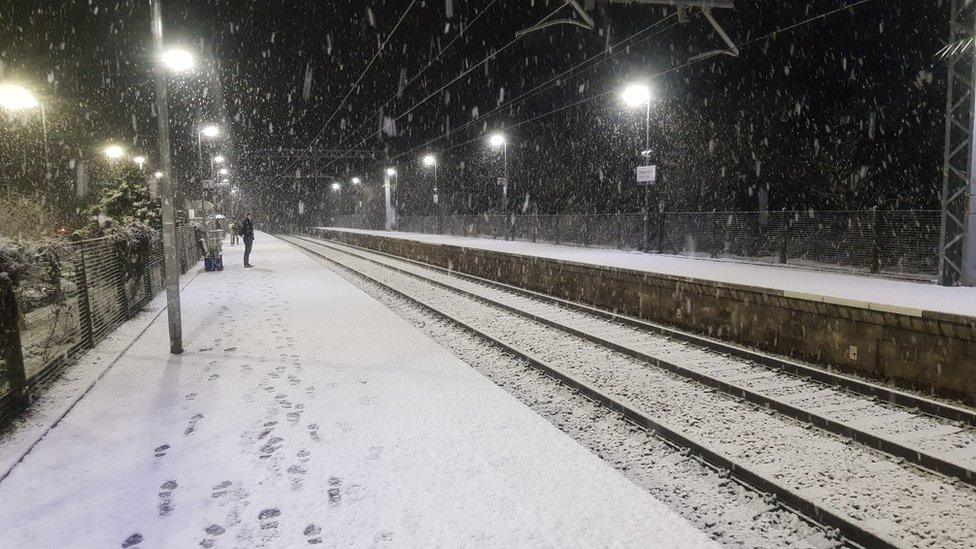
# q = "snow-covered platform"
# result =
<box><xmin>314</xmin><ymin>227</ymin><xmax>976</xmax><ymax>402</ymax></box>
<box><xmin>321</xmin><ymin>228</ymin><xmax>976</xmax><ymax>319</ymax></box>
<box><xmin>0</xmin><ymin>233</ymin><xmax>715</xmax><ymax>548</ymax></box>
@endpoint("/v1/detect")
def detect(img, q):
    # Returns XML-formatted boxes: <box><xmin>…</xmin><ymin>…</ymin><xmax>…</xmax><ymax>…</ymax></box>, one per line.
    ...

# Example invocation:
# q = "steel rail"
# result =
<box><xmin>280</xmin><ymin>234</ymin><xmax>898</xmax><ymax>549</ymax></box>
<box><xmin>305</xmin><ymin>232</ymin><xmax>976</xmax><ymax>427</ymax></box>
<box><xmin>297</xmin><ymin>234</ymin><xmax>976</xmax><ymax>488</ymax></box>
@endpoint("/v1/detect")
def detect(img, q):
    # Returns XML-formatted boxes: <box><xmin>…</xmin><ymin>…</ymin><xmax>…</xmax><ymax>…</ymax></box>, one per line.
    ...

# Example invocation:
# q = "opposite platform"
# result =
<box><xmin>315</xmin><ymin>227</ymin><xmax>976</xmax><ymax>403</ymax></box>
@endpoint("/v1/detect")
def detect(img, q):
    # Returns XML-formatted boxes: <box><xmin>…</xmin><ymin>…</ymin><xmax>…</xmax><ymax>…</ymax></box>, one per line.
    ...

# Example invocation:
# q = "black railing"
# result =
<box><xmin>360</xmin><ymin>210</ymin><xmax>940</xmax><ymax>280</ymax></box>
<box><xmin>0</xmin><ymin>226</ymin><xmax>202</xmax><ymax>424</ymax></box>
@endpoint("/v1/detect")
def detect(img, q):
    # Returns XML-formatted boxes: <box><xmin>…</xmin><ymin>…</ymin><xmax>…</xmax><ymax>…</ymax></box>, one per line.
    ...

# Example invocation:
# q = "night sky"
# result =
<box><xmin>0</xmin><ymin>1</ymin><xmax>949</xmax><ymax>227</ymax></box>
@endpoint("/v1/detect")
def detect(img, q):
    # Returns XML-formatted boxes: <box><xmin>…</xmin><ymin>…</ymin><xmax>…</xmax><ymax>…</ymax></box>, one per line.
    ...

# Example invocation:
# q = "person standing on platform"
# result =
<box><xmin>240</xmin><ymin>215</ymin><xmax>255</xmax><ymax>268</ymax></box>
<box><xmin>228</xmin><ymin>220</ymin><xmax>238</xmax><ymax>246</ymax></box>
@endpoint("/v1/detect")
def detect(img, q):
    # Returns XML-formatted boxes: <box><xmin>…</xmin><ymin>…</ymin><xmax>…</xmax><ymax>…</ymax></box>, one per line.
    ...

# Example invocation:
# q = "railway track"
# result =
<box><xmin>282</xmin><ymin>234</ymin><xmax>976</xmax><ymax>549</ymax></box>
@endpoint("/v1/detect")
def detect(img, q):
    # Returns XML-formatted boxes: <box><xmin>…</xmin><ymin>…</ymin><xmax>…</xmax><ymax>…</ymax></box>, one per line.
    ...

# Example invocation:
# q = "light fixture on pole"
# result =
<box><xmin>421</xmin><ymin>154</ymin><xmax>441</xmax><ymax>232</ymax></box>
<box><xmin>0</xmin><ymin>83</ymin><xmax>39</xmax><ymax>110</ymax></box>
<box><xmin>488</xmin><ymin>133</ymin><xmax>509</xmax><ymax>214</ymax></box>
<box><xmin>197</xmin><ymin>124</ymin><xmax>220</xmax><ymax>198</ymax></box>
<box><xmin>0</xmin><ymin>83</ymin><xmax>51</xmax><ymax>181</ymax></box>
<box><xmin>351</xmin><ymin>177</ymin><xmax>361</xmax><ymax>185</ymax></box>
<box><xmin>218</xmin><ymin>167</ymin><xmax>229</xmax><ymax>176</ymax></box>
<box><xmin>385</xmin><ymin>167</ymin><xmax>396</xmax><ymax>177</ymax></box>
<box><xmin>103</xmin><ymin>144</ymin><xmax>126</xmax><ymax>160</ymax></box>
<box><xmin>213</xmin><ymin>154</ymin><xmax>225</xmax><ymax>163</ymax></box>
<box><xmin>133</xmin><ymin>155</ymin><xmax>147</xmax><ymax>168</ymax></box>
<box><xmin>154</xmin><ymin>171</ymin><xmax>164</xmax><ymax>178</ymax></box>
<box><xmin>331</xmin><ymin>182</ymin><xmax>341</xmax><ymax>192</ymax></box>
<box><xmin>161</xmin><ymin>47</ymin><xmax>195</xmax><ymax>72</ymax></box>
<box><xmin>621</xmin><ymin>82</ymin><xmax>656</xmax><ymax>252</ymax></box>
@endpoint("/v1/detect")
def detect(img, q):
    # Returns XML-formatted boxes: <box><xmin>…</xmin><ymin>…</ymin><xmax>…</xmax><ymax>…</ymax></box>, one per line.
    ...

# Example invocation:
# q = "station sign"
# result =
<box><xmin>635</xmin><ymin>165</ymin><xmax>657</xmax><ymax>185</ymax></box>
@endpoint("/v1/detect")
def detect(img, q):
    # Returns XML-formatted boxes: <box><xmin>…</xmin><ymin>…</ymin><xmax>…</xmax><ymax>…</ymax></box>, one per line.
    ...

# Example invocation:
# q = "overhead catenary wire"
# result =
<box><xmin>276</xmin><ymin>0</ymin><xmax>418</xmax><ymax>177</ymax></box>
<box><xmin>358</xmin><ymin>0</ymin><xmax>881</xmax><ymax>175</ymax></box>
<box><xmin>328</xmin><ymin>0</ymin><xmax>501</xmax><ymax>158</ymax></box>
<box><xmin>314</xmin><ymin>11</ymin><xmax>683</xmax><ymax>178</ymax></box>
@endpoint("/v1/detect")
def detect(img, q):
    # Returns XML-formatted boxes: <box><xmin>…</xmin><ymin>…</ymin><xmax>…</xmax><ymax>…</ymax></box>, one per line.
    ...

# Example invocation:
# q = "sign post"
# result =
<box><xmin>636</xmin><ymin>165</ymin><xmax>657</xmax><ymax>252</ymax></box>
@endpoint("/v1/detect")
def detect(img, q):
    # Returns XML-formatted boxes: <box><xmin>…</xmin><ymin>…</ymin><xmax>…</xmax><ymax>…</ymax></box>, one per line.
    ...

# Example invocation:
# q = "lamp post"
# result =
<box><xmin>197</xmin><ymin>124</ymin><xmax>219</xmax><ymax>185</ymax></box>
<box><xmin>151</xmin><ymin>0</ymin><xmax>188</xmax><ymax>354</ymax></box>
<box><xmin>0</xmin><ymin>83</ymin><xmax>50</xmax><ymax>182</ymax></box>
<box><xmin>622</xmin><ymin>83</ymin><xmax>654</xmax><ymax>252</ymax></box>
<box><xmin>422</xmin><ymin>154</ymin><xmax>441</xmax><ymax>233</ymax></box>
<box><xmin>488</xmin><ymin>133</ymin><xmax>508</xmax><ymax>214</ymax></box>
<box><xmin>385</xmin><ymin>167</ymin><xmax>397</xmax><ymax>230</ymax></box>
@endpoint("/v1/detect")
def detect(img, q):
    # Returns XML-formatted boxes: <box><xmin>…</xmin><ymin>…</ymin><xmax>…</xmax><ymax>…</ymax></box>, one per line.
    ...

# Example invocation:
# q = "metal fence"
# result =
<box><xmin>387</xmin><ymin>210</ymin><xmax>941</xmax><ymax>280</ymax></box>
<box><xmin>0</xmin><ymin>226</ymin><xmax>202</xmax><ymax>424</ymax></box>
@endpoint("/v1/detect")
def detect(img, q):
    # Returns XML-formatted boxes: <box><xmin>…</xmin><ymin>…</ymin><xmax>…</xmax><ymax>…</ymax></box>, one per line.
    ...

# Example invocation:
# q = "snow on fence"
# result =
<box><xmin>390</xmin><ymin>210</ymin><xmax>940</xmax><ymax>279</ymax></box>
<box><xmin>0</xmin><ymin>226</ymin><xmax>202</xmax><ymax>424</ymax></box>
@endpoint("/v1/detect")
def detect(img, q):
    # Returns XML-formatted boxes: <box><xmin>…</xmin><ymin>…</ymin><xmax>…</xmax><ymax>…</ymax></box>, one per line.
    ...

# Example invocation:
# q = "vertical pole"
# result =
<box><xmin>642</xmin><ymin>101</ymin><xmax>651</xmax><ymax>252</ymax></box>
<box><xmin>504</xmin><ymin>142</ymin><xmax>512</xmax><ymax>240</ymax></box>
<box><xmin>0</xmin><ymin>277</ymin><xmax>29</xmax><ymax>409</ymax></box>
<box><xmin>643</xmin><ymin>186</ymin><xmax>650</xmax><ymax>252</ymax></box>
<box><xmin>151</xmin><ymin>0</ymin><xmax>183</xmax><ymax>354</ymax></box>
<box><xmin>434</xmin><ymin>163</ymin><xmax>442</xmax><ymax>233</ymax></box>
<box><xmin>40</xmin><ymin>104</ymin><xmax>51</xmax><ymax>182</ymax></box>
<box><xmin>384</xmin><ymin>174</ymin><xmax>394</xmax><ymax>230</ymax></box>
<box><xmin>964</xmin><ymin>23</ymin><xmax>976</xmax><ymax>285</ymax></box>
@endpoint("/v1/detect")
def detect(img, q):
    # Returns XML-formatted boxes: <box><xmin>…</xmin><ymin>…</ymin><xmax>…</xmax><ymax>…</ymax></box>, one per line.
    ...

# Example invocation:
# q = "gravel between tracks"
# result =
<box><xmin>297</xmin><ymin>238</ymin><xmax>976</xmax><ymax>549</ymax></box>
<box><xmin>301</xmin><ymin>243</ymin><xmax>841</xmax><ymax>548</ymax></box>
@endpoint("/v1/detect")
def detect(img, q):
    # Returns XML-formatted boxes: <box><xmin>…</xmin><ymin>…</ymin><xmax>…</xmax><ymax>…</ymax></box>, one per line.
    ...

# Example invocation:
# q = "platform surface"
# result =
<box><xmin>0</xmin><ymin>233</ymin><xmax>715</xmax><ymax>548</ymax></box>
<box><xmin>322</xmin><ymin>227</ymin><xmax>976</xmax><ymax>319</ymax></box>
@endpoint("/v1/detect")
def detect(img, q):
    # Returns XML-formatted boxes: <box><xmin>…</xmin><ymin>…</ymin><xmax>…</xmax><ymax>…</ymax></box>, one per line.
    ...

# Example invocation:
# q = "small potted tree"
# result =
<box><xmin>204</xmin><ymin>239</ymin><xmax>223</xmax><ymax>271</ymax></box>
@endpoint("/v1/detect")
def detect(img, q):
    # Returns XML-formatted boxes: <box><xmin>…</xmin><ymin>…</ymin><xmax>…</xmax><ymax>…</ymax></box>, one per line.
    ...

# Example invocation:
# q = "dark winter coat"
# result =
<box><xmin>240</xmin><ymin>219</ymin><xmax>255</xmax><ymax>242</ymax></box>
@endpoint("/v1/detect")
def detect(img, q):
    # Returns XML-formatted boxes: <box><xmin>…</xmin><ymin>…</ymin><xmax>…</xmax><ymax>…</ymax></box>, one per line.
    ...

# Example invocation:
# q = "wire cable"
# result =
<box><xmin>277</xmin><ymin>0</ymin><xmax>418</xmax><ymax>177</ymax></box>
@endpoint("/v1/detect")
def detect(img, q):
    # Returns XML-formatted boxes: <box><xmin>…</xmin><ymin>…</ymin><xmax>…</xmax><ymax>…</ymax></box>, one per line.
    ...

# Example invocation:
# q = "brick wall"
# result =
<box><xmin>316</xmin><ymin>229</ymin><xmax>976</xmax><ymax>404</ymax></box>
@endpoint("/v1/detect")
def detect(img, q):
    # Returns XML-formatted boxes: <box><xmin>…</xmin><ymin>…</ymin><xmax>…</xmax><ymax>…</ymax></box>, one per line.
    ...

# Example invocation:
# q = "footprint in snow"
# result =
<box><xmin>121</xmin><ymin>533</ymin><xmax>143</xmax><ymax>547</ymax></box>
<box><xmin>328</xmin><ymin>477</ymin><xmax>342</xmax><ymax>506</ymax></box>
<box><xmin>185</xmin><ymin>414</ymin><xmax>204</xmax><ymax>436</ymax></box>
<box><xmin>304</xmin><ymin>524</ymin><xmax>322</xmax><ymax>545</ymax></box>
<box><xmin>258</xmin><ymin>508</ymin><xmax>281</xmax><ymax>530</ymax></box>
<box><xmin>154</xmin><ymin>444</ymin><xmax>170</xmax><ymax>457</ymax></box>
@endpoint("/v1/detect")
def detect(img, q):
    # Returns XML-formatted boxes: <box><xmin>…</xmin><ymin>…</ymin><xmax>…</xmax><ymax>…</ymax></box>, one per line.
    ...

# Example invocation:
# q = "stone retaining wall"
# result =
<box><xmin>314</xmin><ymin>229</ymin><xmax>976</xmax><ymax>404</ymax></box>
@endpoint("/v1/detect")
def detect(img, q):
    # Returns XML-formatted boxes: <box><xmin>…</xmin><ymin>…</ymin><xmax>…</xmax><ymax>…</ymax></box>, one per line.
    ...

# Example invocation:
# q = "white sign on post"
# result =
<box><xmin>635</xmin><ymin>165</ymin><xmax>657</xmax><ymax>185</ymax></box>
<box><xmin>497</xmin><ymin>177</ymin><xmax>508</xmax><ymax>187</ymax></box>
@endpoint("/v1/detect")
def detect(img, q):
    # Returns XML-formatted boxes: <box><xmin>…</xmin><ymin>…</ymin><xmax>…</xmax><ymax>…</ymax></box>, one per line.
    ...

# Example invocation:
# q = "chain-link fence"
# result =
<box><xmin>0</xmin><ymin>226</ymin><xmax>202</xmax><ymax>424</ymax></box>
<box><xmin>386</xmin><ymin>210</ymin><xmax>940</xmax><ymax>279</ymax></box>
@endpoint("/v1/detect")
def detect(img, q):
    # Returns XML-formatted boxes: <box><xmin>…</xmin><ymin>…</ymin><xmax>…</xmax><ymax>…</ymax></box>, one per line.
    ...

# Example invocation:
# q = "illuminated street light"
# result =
<box><xmin>133</xmin><ymin>155</ymin><xmax>147</xmax><ymax>168</ymax></box>
<box><xmin>201</xmin><ymin>124</ymin><xmax>220</xmax><ymax>138</ymax></box>
<box><xmin>421</xmin><ymin>154</ymin><xmax>441</xmax><ymax>231</ymax></box>
<box><xmin>0</xmin><ymin>83</ymin><xmax>39</xmax><ymax>110</ymax></box>
<box><xmin>0</xmin><ymin>82</ymin><xmax>51</xmax><ymax>180</ymax></box>
<box><xmin>488</xmin><ymin>133</ymin><xmax>506</xmax><ymax>148</ymax></box>
<box><xmin>385</xmin><ymin>167</ymin><xmax>396</xmax><ymax>177</ymax></box>
<box><xmin>161</xmin><ymin>48</ymin><xmax>195</xmax><ymax>72</ymax></box>
<box><xmin>213</xmin><ymin>155</ymin><xmax>225</xmax><ymax>163</ymax></box>
<box><xmin>621</xmin><ymin>83</ymin><xmax>651</xmax><ymax>108</ymax></box>
<box><xmin>331</xmin><ymin>182</ymin><xmax>341</xmax><ymax>192</ymax></box>
<box><xmin>620</xmin><ymin>82</ymin><xmax>656</xmax><ymax>253</ymax></box>
<box><xmin>103</xmin><ymin>144</ymin><xmax>126</xmax><ymax>160</ymax></box>
<box><xmin>154</xmin><ymin>171</ymin><xmax>164</xmax><ymax>178</ymax></box>
<box><xmin>351</xmin><ymin>177</ymin><xmax>361</xmax><ymax>185</ymax></box>
<box><xmin>218</xmin><ymin>167</ymin><xmax>229</xmax><ymax>175</ymax></box>
<box><xmin>488</xmin><ymin>133</ymin><xmax>509</xmax><ymax>212</ymax></box>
